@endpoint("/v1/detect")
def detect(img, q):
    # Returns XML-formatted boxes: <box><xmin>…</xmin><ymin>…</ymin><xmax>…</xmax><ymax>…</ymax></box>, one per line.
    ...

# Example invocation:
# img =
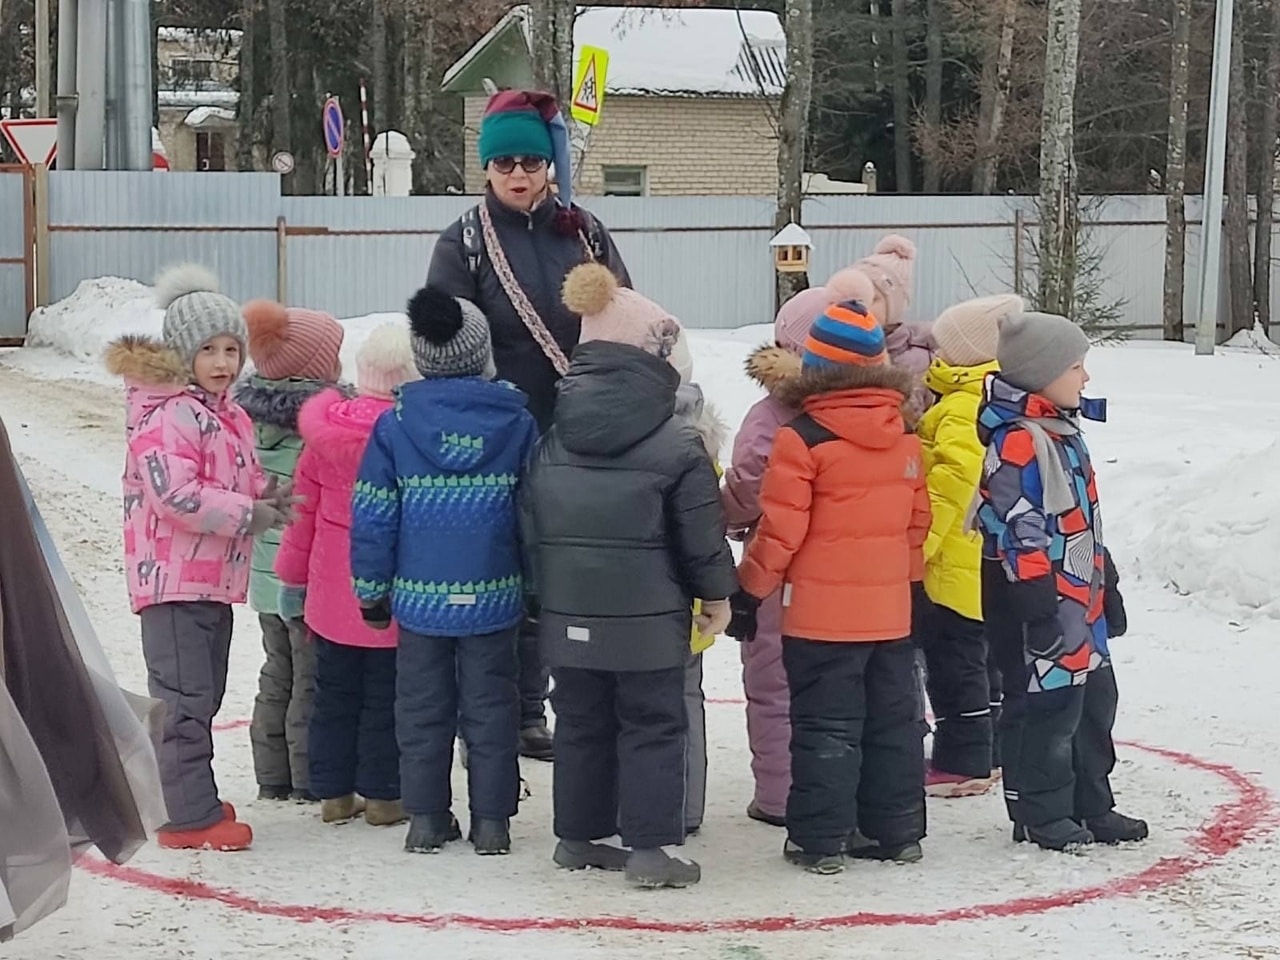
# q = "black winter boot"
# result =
<box><xmin>845</xmin><ymin>830</ymin><xmax>923</xmax><ymax>864</ymax></box>
<box><xmin>519</xmin><ymin>721</ymin><xmax>554</xmax><ymax>761</ymax></box>
<box><xmin>783</xmin><ymin>839</ymin><xmax>844</xmax><ymax>875</ymax></box>
<box><xmin>1013</xmin><ymin>818</ymin><xmax>1094</xmax><ymax>851</ymax></box>
<box><xmin>468</xmin><ymin>818</ymin><xmax>512</xmax><ymax>855</ymax></box>
<box><xmin>257</xmin><ymin>784</ymin><xmax>292</xmax><ymax>802</ymax></box>
<box><xmin>553</xmin><ymin>839</ymin><xmax>629</xmax><ymax>871</ymax></box>
<box><xmin>404</xmin><ymin>813</ymin><xmax>462</xmax><ymax>853</ymax></box>
<box><xmin>626</xmin><ymin>848</ymin><xmax>701</xmax><ymax>888</ymax></box>
<box><xmin>1086</xmin><ymin>810</ymin><xmax>1149</xmax><ymax>844</ymax></box>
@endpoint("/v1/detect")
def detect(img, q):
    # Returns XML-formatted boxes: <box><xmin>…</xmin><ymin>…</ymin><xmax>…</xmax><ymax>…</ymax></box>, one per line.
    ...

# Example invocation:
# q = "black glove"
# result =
<box><xmin>726</xmin><ymin>590</ymin><xmax>762</xmax><ymax>643</ymax></box>
<box><xmin>1102</xmin><ymin>548</ymin><xmax>1127</xmax><ymax>638</ymax></box>
<box><xmin>1023</xmin><ymin>615</ymin><xmax>1065</xmax><ymax>662</ymax></box>
<box><xmin>360</xmin><ymin>597</ymin><xmax>392</xmax><ymax>630</ymax></box>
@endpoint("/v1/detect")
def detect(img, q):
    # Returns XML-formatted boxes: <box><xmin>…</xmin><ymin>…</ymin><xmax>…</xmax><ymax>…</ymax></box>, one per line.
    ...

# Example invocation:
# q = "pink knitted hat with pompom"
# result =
<box><xmin>773</xmin><ymin>285</ymin><xmax>841</xmax><ymax>355</ymax></box>
<box><xmin>827</xmin><ymin>234</ymin><xmax>917</xmax><ymax>329</ymax></box>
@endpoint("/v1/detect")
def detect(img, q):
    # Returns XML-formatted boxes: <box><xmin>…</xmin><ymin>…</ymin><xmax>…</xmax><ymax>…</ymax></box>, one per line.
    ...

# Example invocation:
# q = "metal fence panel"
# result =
<box><xmin>0</xmin><ymin>171</ymin><xmax>28</xmax><ymax>339</ymax></box>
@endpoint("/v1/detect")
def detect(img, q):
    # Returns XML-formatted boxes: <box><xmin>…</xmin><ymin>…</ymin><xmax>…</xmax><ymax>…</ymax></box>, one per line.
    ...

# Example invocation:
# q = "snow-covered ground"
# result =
<box><xmin>2</xmin><ymin>281</ymin><xmax>1279</xmax><ymax>959</ymax></box>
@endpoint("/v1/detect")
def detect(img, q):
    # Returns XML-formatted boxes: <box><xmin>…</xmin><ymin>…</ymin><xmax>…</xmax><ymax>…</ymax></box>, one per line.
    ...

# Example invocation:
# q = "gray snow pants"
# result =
<box><xmin>250</xmin><ymin>613</ymin><xmax>315</xmax><ymax>791</ymax></box>
<box><xmin>140</xmin><ymin>601</ymin><xmax>233</xmax><ymax>831</ymax></box>
<box><xmin>685</xmin><ymin>651</ymin><xmax>707</xmax><ymax>831</ymax></box>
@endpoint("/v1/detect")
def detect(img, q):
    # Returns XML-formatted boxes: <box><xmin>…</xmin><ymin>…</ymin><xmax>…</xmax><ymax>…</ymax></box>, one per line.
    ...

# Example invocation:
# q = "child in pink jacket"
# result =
<box><xmin>275</xmin><ymin>323</ymin><xmax>421</xmax><ymax>829</ymax></box>
<box><xmin>722</xmin><ymin>283</ymin><xmax>837</xmax><ymax>827</ymax></box>
<box><xmin>104</xmin><ymin>265</ymin><xmax>294</xmax><ymax>853</ymax></box>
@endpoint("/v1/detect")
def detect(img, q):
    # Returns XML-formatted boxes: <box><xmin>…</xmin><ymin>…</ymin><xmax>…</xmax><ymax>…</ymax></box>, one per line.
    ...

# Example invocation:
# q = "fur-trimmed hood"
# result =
<box><xmin>674</xmin><ymin>383</ymin><xmax>729</xmax><ymax>463</ymax></box>
<box><xmin>104</xmin><ymin>334</ymin><xmax>190</xmax><ymax>389</ymax></box>
<box><xmin>235</xmin><ymin>374</ymin><xmax>351</xmax><ymax>434</ymax></box>
<box><xmin>745</xmin><ymin>344</ymin><xmax>803</xmax><ymax>395</ymax></box>
<box><xmin>775</xmin><ymin>362</ymin><xmax>920</xmax><ymax>446</ymax></box>
<box><xmin>296</xmin><ymin>387</ymin><xmax>392</xmax><ymax>468</ymax></box>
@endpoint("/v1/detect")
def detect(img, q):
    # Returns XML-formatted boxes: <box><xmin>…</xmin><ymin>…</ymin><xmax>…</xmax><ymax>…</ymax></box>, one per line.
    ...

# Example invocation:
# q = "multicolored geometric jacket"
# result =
<box><xmin>975</xmin><ymin>375</ymin><xmax>1108</xmax><ymax>692</ymax></box>
<box><xmin>350</xmin><ymin>376</ymin><xmax>539</xmax><ymax>637</ymax></box>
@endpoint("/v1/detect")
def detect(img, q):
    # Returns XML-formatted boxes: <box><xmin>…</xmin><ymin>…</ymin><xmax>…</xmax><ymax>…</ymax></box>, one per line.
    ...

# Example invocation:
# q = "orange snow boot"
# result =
<box><xmin>158</xmin><ymin>818</ymin><xmax>253</xmax><ymax>852</ymax></box>
<box><xmin>220</xmin><ymin>801</ymin><xmax>237</xmax><ymax>821</ymax></box>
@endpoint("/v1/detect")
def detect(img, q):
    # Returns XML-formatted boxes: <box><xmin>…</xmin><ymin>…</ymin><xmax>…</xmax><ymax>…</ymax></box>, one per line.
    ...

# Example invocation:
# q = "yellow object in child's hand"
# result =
<box><xmin>691</xmin><ymin>598</ymin><xmax>717</xmax><ymax>654</ymax></box>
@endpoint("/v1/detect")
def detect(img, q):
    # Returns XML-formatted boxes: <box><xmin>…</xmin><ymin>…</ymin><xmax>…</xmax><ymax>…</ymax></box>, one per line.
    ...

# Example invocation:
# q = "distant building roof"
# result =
<box><xmin>443</xmin><ymin>5</ymin><xmax>786</xmax><ymax>98</ymax></box>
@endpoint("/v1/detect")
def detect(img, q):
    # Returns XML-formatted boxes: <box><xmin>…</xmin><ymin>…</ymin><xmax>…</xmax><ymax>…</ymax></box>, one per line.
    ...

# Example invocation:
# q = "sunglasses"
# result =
<box><xmin>491</xmin><ymin>156</ymin><xmax>548</xmax><ymax>175</ymax></box>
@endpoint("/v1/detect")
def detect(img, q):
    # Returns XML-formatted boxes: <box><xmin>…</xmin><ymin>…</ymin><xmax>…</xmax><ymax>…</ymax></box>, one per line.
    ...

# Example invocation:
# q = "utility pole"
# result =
<box><xmin>56</xmin><ymin>0</ymin><xmax>79</xmax><ymax>168</ymax></box>
<box><xmin>36</xmin><ymin>0</ymin><xmax>51</xmax><ymax>117</ymax></box>
<box><xmin>122</xmin><ymin>0</ymin><xmax>152</xmax><ymax>169</ymax></box>
<box><xmin>1195</xmin><ymin>0</ymin><xmax>1236</xmax><ymax>356</ymax></box>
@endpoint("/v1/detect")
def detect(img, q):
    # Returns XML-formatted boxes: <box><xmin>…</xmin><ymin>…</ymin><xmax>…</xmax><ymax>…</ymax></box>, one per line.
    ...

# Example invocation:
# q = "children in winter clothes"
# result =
<box><xmin>729</xmin><ymin>300</ymin><xmax>930</xmax><ymax>875</ymax></box>
<box><xmin>976</xmin><ymin>311</ymin><xmax>1148</xmax><ymax>851</ymax></box>
<box><xmin>104</xmin><ymin>265</ymin><xmax>296</xmax><ymax>853</ymax></box>
<box><xmin>522</xmin><ymin>264</ymin><xmax>737</xmax><ymax>889</ymax></box>
<box><xmin>916</xmin><ymin>294</ymin><xmax>1022</xmax><ymax>797</ymax></box>
<box><xmin>720</xmin><ymin>283</ymin><xmax>838</xmax><ymax>827</ymax></box>
<box><xmin>351</xmin><ymin>288</ymin><xmax>538</xmax><ymax>857</ymax></box>
<box><xmin>238</xmin><ymin>299</ymin><xmax>347</xmax><ymax>803</ymax></box>
<box><xmin>275</xmin><ymin>322</ymin><xmax>421</xmax><ymax>827</ymax></box>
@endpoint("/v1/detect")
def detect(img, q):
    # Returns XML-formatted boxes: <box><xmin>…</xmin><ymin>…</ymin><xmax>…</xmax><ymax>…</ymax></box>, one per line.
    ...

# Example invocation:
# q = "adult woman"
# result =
<box><xmin>427</xmin><ymin>89</ymin><xmax>631</xmax><ymax>760</ymax></box>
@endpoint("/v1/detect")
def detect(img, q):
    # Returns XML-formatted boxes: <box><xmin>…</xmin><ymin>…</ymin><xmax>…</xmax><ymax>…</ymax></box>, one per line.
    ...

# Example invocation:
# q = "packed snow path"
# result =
<box><xmin>2</xmin><ymin>336</ymin><xmax>1280</xmax><ymax>960</ymax></box>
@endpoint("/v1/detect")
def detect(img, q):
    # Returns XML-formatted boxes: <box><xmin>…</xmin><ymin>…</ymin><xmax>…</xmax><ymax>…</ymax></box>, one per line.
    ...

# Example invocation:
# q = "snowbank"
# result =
<box><xmin>26</xmin><ymin>277</ymin><xmax>162</xmax><ymax>363</ymax></box>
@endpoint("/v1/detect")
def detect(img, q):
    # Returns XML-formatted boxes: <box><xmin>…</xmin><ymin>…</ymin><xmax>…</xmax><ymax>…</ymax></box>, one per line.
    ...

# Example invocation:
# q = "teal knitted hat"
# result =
<box><xmin>478</xmin><ymin>109</ymin><xmax>554</xmax><ymax>166</ymax></box>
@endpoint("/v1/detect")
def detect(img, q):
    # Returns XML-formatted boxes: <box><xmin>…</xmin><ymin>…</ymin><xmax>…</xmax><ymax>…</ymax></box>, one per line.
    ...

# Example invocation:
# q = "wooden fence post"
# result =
<box><xmin>276</xmin><ymin>216</ymin><xmax>287</xmax><ymax>303</ymax></box>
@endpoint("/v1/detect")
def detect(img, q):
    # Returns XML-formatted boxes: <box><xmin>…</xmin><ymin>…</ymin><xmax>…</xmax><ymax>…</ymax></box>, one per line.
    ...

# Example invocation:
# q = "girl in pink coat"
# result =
<box><xmin>105</xmin><ymin>265</ymin><xmax>292</xmax><ymax>853</ymax></box>
<box><xmin>275</xmin><ymin>322</ymin><xmax>421</xmax><ymax>828</ymax></box>
<box><xmin>722</xmin><ymin>284</ymin><xmax>837</xmax><ymax>826</ymax></box>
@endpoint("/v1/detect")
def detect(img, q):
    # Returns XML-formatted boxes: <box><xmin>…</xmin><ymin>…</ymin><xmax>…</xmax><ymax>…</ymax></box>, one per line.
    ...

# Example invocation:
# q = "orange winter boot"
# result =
<box><xmin>220</xmin><ymin>801</ymin><xmax>237</xmax><ymax>821</ymax></box>
<box><xmin>158</xmin><ymin>818</ymin><xmax>253</xmax><ymax>852</ymax></box>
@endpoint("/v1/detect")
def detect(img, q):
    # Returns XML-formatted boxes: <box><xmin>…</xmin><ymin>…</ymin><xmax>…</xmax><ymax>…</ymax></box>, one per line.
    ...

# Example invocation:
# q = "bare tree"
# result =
<box><xmin>922</xmin><ymin>0</ymin><xmax>943</xmax><ymax>192</ymax></box>
<box><xmin>1224</xmin><ymin>9</ymin><xmax>1252</xmax><ymax>337</ymax></box>
<box><xmin>236</xmin><ymin>0</ymin><xmax>257</xmax><ymax>171</ymax></box>
<box><xmin>972</xmin><ymin>0</ymin><xmax>1017</xmax><ymax>194</ymax></box>
<box><xmin>371</xmin><ymin>0</ymin><xmax>388</xmax><ymax>137</ymax></box>
<box><xmin>529</xmin><ymin>0</ymin><xmax>574</xmax><ymax>109</ymax></box>
<box><xmin>267</xmin><ymin>0</ymin><xmax>292</xmax><ymax>190</ymax></box>
<box><xmin>1162</xmin><ymin>0</ymin><xmax>1192</xmax><ymax>341</ymax></box>
<box><xmin>1253</xmin><ymin>0</ymin><xmax>1280</xmax><ymax>333</ymax></box>
<box><xmin>776</xmin><ymin>0</ymin><xmax>814</xmax><ymax>306</ymax></box>
<box><xmin>1038</xmin><ymin>0</ymin><xmax>1082</xmax><ymax>315</ymax></box>
<box><xmin>889</xmin><ymin>0</ymin><xmax>912</xmax><ymax>191</ymax></box>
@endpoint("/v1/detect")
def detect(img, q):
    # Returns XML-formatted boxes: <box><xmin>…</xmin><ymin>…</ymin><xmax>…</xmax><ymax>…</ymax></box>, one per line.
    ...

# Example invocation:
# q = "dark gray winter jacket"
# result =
<box><xmin>521</xmin><ymin>342</ymin><xmax>737</xmax><ymax>673</ymax></box>
<box><xmin>426</xmin><ymin>192</ymin><xmax>631</xmax><ymax>433</ymax></box>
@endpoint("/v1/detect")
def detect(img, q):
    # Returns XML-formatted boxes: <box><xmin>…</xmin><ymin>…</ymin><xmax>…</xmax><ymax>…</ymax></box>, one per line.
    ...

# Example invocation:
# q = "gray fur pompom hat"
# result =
<box><xmin>155</xmin><ymin>264</ymin><xmax>247</xmax><ymax>372</ymax></box>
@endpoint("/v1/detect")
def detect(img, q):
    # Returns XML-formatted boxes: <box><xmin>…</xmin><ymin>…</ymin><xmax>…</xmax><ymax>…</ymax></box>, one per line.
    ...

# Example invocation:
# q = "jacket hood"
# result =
<box><xmin>297</xmin><ymin>388</ymin><xmax>392</xmax><ymax>467</ymax></box>
<box><xmin>976</xmin><ymin>374</ymin><xmax>1069</xmax><ymax>446</ymax></box>
<box><xmin>105</xmin><ymin>334</ymin><xmax>232</xmax><ymax>424</ymax></box>
<box><xmin>236</xmin><ymin>375</ymin><xmax>348</xmax><ymax>432</ymax></box>
<box><xmin>555</xmin><ymin>341</ymin><xmax>679</xmax><ymax>456</ymax></box>
<box><xmin>394</xmin><ymin>376</ymin><xmax>531</xmax><ymax>470</ymax></box>
<box><xmin>745</xmin><ymin>343</ymin><xmax>803</xmax><ymax>394</ymax></box>
<box><xmin>777</xmin><ymin>363</ymin><xmax>917</xmax><ymax>450</ymax></box>
<box><xmin>674</xmin><ymin>383</ymin><xmax>729</xmax><ymax>462</ymax></box>
<box><xmin>924</xmin><ymin>358</ymin><xmax>999</xmax><ymax>398</ymax></box>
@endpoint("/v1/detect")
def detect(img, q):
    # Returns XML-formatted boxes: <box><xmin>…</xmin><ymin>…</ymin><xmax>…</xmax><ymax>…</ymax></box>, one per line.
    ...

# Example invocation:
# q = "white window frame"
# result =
<box><xmin>602</xmin><ymin>165</ymin><xmax>648</xmax><ymax>197</ymax></box>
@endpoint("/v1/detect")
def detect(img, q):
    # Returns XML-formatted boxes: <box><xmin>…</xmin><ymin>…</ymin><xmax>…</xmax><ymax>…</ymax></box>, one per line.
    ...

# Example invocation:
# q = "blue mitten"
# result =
<box><xmin>279</xmin><ymin>585</ymin><xmax>306</xmax><ymax>622</ymax></box>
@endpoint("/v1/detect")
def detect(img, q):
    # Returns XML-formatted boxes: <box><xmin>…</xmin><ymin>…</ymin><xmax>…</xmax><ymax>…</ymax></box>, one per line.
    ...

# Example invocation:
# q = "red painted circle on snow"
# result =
<box><xmin>80</xmin><ymin>734</ymin><xmax>1276</xmax><ymax>933</ymax></box>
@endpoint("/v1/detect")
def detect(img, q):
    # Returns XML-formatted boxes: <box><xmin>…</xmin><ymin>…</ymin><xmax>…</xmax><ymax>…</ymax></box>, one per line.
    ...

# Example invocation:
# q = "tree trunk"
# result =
<box><xmin>972</xmin><ymin>0</ymin><xmax>1017</xmax><ymax>194</ymax></box>
<box><xmin>922</xmin><ymin>0</ymin><xmax>943</xmax><ymax>192</ymax></box>
<box><xmin>1224</xmin><ymin>11</ymin><xmax>1253</xmax><ymax>337</ymax></box>
<box><xmin>1253</xmin><ymin>0</ymin><xmax>1280</xmax><ymax>333</ymax></box>
<box><xmin>776</xmin><ymin>0</ymin><xmax>814</xmax><ymax>308</ymax></box>
<box><xmin>236</xmin><ymin>0</ymin><xmax>256</xmax><ymax>171</ymax></box>
<box><xmin>401</xmin><ymin>2</ymin><xmax>436</xmax><ymax>193</ymax></box>
<box><xmin>267</xmin><ymin>0</ymin><xmax>293</xmax><ymax>191</ymax></box>
<box><xmin>1162</xmin><ymin>0</ymin><xmax>1192</xmax><ymax>341</ymax></box>
<box><xmin>371</xmin><ymin>0</ymin><xmax>387</xmax><ymax>137</ymax></box>
<box><xmin>889</xmin><ymin>0</ymin><xmax>912</xmax><ymax>191</ymax></box>
<box><xmin>1038</xmin><ymin>0</ymin><xmax>1082</xmax><ymax>316</ymax></box>
<box><xmin>529</xmin><ymin>0</ymin><xmax>574</xmax><ymax>109</ymax></box>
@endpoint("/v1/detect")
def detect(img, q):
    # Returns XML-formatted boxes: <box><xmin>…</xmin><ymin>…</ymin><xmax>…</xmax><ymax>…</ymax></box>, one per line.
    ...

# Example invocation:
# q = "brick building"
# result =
<box><xmin>444</xmin><ymin>6</ymin><xmax>785</xmax><ymax>198</ymax></box>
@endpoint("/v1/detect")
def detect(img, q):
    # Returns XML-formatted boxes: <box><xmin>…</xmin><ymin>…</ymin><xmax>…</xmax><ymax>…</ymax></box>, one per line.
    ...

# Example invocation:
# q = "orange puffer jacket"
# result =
<box><xmin>737</xmin><ymin>363</ymin><xmax>930</xmax><ymax>643</ymax></box>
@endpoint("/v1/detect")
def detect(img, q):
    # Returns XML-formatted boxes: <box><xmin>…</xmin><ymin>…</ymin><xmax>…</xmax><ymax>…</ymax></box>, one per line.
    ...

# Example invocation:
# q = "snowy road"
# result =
<box><xmin>3</xmin><ymin>338</ymin><xmax>1280</xmax><ymax>960</ymax></box>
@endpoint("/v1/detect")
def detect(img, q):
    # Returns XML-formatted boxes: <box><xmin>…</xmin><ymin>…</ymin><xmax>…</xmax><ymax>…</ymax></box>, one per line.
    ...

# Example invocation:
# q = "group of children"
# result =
<box><xmin>105</xmin><ymin>231</ymin><xmax>1146</xmax><ymax>889</ymax></box>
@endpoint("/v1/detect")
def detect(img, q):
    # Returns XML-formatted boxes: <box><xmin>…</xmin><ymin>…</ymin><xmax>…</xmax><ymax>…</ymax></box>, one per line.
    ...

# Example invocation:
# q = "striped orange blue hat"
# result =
<box><xmin>801</xmin><ymin>300</ymin><xmax>887</xmax><ymax>370</ymax></box>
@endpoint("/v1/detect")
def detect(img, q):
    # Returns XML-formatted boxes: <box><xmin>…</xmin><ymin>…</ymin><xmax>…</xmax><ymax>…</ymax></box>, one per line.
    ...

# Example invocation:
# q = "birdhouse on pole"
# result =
<box><xmin>769</xmin><ymin>222</ymin><xmax>813</xmax><ymax>274</ymax></box>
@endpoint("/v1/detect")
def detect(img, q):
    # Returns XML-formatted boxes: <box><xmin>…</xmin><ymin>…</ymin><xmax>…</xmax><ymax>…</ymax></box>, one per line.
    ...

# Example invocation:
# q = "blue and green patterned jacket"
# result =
<box><xmin>350</xmin><ymin>376</ymin><xmax>538</xmax><ymax>637</ymax></box>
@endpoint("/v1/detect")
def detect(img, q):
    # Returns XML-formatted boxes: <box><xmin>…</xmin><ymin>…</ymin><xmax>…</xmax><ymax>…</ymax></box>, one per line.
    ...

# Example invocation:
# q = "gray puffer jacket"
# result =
<box><xmin>521</xmin><ymin>342</ymin><xmax>737</xmax><ymax>672</ymax></box>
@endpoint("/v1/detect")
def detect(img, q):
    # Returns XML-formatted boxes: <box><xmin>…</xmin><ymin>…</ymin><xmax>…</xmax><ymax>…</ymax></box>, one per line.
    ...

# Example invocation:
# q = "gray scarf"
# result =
<box><xmin>963</xmin><ymin>414</ymin><xmax>1080</xmax><ymax>533</ymax></box>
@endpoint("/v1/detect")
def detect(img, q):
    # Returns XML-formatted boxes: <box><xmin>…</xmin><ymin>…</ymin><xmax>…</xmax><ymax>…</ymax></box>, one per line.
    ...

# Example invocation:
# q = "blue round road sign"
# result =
<box><xmin>322</xmin><ymin>98</ymin><xmax>344</xmax><ymax>157</ymax></box>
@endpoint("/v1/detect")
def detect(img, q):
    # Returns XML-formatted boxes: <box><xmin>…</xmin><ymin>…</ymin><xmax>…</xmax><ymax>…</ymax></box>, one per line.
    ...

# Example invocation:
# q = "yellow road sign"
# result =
<box><xmin>571</xmin><ymin>46</ymin><xmax>609</xmax><ymax>126</ymax></box>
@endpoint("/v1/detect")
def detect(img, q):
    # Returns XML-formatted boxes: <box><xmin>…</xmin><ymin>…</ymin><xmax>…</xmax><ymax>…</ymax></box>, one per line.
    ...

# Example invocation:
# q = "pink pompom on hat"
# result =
<box><xmin>563</xmin><ymin>263</ymin><xmax>681</xmax><ymax>358</ymax></box>
<box><xmin>242</xmin><ymin>299</ymin><xmax>345</xmax><ymax>381</ymax></box>
<box><xmin>773</xmin><ymin>284</ymin><xmax>842</xmax><ymax>355</ymax></box>
<box><xmin>827</xmin><ymin>233</ymin><xmax>917</xmax><ymax>329</ymax></box>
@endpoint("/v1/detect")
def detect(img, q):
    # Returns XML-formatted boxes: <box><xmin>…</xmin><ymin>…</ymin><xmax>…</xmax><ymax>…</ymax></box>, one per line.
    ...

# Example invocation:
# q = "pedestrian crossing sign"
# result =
<box><xmin>571</xmin><ymin>46</ymin><xmax>610</xmax><ymax>126</ymax></box>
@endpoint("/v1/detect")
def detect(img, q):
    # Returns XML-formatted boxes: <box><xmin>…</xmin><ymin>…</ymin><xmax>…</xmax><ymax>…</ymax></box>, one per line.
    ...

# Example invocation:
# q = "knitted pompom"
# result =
<box><xmin>562</xmin><ymin>262</ymin><xmax>617</xmax><ymax>316</ymax></box>
<box><xmin>154</xmin><ymin>263</ymin><xmax>221</xmax><ymax>309</ymax></box>
<box><xmin>873</xmin><ymin>233</ymin><xmax>916</xmax><ymax>262</ymax></box>
<box><xmin>407</xmin><ymin>286</ymin><xmax>463</xmax><ymax>344</ymax></box>
<box><xmin>241</xmin><ymin>298</ymin><xmax>290</xmax><ymax>355</ymax></box>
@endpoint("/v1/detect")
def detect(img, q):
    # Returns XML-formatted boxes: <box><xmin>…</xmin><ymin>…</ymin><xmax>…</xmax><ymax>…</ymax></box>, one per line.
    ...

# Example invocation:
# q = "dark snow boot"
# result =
<box><xmin>1013</xmin><ymin>818</ymin><xmax>1095</xmax><ymax>851</ymax></box>
<box><xmin>845</xmin><ymin>830</ymin><xmax>924</xmax><ymax>864</ymax></box>
<box><xmin>783</xmin><ymin>839</ymin><xmax>845</xmax><ymax>875</ymax></box>
<box><xmin>1086</xmin><ymin>810</ymin><xmax>1149</xmax><ymax>844</ymax></box>
<box><xmin>553</xmin><ymin>839</ymin><xmax>630</xmax><ymax>871</ymax></box>
<box><xmin>519</xmin><ymin>721</ymin><xmax>554</xmax><ymax>761</ymax></box>
<box><xmin>257</xmin><ymin>784</ymin><xmax>291</xmax><ymax>802</ymax></box>
<box><xmin>746</xmin><ymin>801</ymin><xmax>786</xmax><ymax>828</ymax></box>
<box><xmin>404</xmin><ymin>813</ymin><xmax>462</xmax><ymax>854</ymax></box>
<box><xmin>468</xmin><ymin>818</ymin><xmax>511</xmax><ymax>855</ymax></box>
<box><xmin>626</xmin><ymin>848</ymin><xmax>701</xmax><ymax>889</ymax></box>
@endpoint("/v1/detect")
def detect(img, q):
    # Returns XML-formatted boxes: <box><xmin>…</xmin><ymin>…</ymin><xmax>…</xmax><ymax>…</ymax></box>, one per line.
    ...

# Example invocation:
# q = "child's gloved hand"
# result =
<box><xmin>695</xmin><ymin>598</ymin><xmax>732</xmax><ymax>639</ymax></box>
<box><xmin>360</xmin><ymin>597</ymin><xmax>392</xmax><ymax>630</ymax></box>
<box><xmin>279</xmin><ymin>585</ymin><xmax>306</xmax><ymax>621</ymax></box>
<box><xmin>1102</xmin><ymin>548</ymin><xmax>1127</xmax><ymax>638</ymax></box>
<box><xmin>726</xmin><ymin>590</ymin><xmax>762</xmax><ymax>643</ymax></box>
<box><xmin>249</xmin><ymin>499</ymin><xmax>291</xmax><ymax>535</ymax></box>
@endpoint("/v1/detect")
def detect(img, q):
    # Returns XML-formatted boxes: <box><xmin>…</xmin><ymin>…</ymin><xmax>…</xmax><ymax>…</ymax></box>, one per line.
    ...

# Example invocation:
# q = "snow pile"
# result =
<box><xmin>26</xmin><ymin>277</ymin><xmax>162</xmax><ymax>363</ymax></box>
<box><xmin>1140</xmin><ymin>438</ymin><xmax>1280</xmax><ymax>621</ymax></box>
<box><xmin>1221</xmin><ymin>323</ymin><xmax>1280</xmax><ymax>356</ymax></box>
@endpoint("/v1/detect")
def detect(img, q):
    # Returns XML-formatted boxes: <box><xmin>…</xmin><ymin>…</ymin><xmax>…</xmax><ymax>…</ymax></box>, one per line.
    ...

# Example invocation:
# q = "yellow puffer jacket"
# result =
<box><xmin>918</xmin><ymin>358</ymin><xmax>999</xmax><ymax>621</ymax></box>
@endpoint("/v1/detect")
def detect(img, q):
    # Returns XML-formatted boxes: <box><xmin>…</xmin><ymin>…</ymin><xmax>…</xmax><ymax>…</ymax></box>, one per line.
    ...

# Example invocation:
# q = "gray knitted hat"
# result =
<box><xmin>997</xmin><ymin>311</ymin><xmax>1090</xmax><ymax>394</ymax></box>
<box><xmin>406</xmin><ymin>287</ymin><xmax>495</xmax><ymax>380</ymax></box>
<box><xmin>155</xmin><ymin>264</ymin><xmax>247</xmax><ymax>372</ymax></box>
